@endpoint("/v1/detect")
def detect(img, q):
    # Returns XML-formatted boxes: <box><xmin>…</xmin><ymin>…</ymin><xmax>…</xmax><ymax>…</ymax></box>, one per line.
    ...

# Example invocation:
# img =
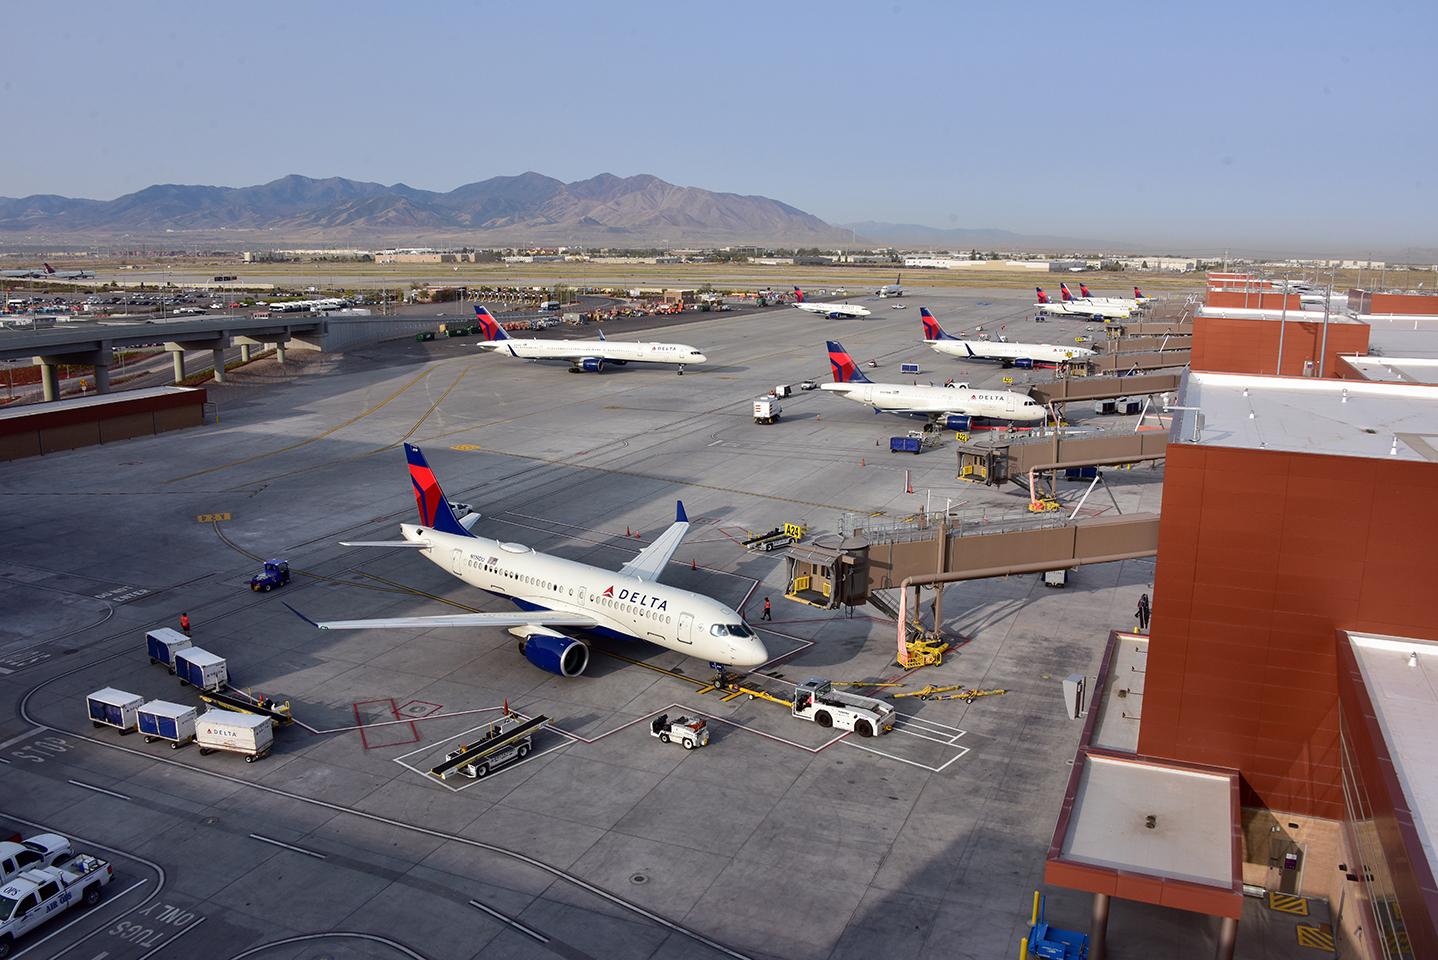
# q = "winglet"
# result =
<box><xmin>282</xmin><ymin>601</ymin><xmax>324</xmax><ymax>630</ymax></box>
<box><xmin>597</xmin><ymin>327</ymin><xmax>607</xmax><ymax>341</ymax></box>
<box><xmin>676</xmin><ymin>500</ymin><xmax>688</xmax><ymax>524</ymax></box>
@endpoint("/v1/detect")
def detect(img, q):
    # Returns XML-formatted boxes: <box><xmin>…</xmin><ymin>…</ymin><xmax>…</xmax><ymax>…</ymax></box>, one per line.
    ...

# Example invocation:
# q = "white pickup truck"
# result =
<box><xmin>791</xmin><ymin>677</ymin><xmax>896</xmax><ymax>738</ymax></box>
<box><xmin>0</xmin><ymin>855</ymin><xmax>112</xmax><ymax>958</ymax></box>
<box><xmin>0</xmin><ymin>835</ymin><xmax>73</xmax><ymax>887</ymax></box>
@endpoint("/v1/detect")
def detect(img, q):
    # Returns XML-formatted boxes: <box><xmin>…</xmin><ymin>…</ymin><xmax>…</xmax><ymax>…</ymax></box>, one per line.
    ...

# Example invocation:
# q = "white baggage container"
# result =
<box><xmin>145</xmin><ymin>628</ymin><xmax>192</xmax><ymax>672</ymax></box>
<box><xmin>174</xmin><ymin>646</ymin><xmax>228</xmax><ymax>692</ymax></box>
<box><xmin>86</xmin><ymin>688</ymin><xmax>145</xmax><ymax>733</ymax></box>
<box><xmin>195</xmin><ymin>709</ymin><xmax>273</xmax><ymax>762</ymax></box>
<box><xmin>137</xmin><ymin>699</ymin><xmax>198</xmax><ymax>747</ymax></box>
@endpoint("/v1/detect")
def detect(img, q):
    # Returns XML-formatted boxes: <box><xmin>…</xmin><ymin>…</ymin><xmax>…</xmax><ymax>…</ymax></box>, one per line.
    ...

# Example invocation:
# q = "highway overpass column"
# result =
<box><xmin>169</xmin><ymin>347</ymin><xmax>185</xmax><ymax>383</ymax></box>
<box><xmin>34</xmin><ymin>358</ymin><xmax>58</xmax><ymax>402</ymax></box>
<box><xmin>274</xmin><ymin>341</ymin><xmax>286</xmax><ymax>364</ymax></box>
<box><xmin>212</xmin><ymin>348</ymin><xmax>226</xmax><ymax>384</ymax></box>
<box><xmin>92</xmin><ymin>354</ymin><xmax>111</xmax><ymax>394</ymax></box>
<box><xmin>239</xmin><ymin>343</ymin><xmax>252</xmax><ymax>363</ymax></box>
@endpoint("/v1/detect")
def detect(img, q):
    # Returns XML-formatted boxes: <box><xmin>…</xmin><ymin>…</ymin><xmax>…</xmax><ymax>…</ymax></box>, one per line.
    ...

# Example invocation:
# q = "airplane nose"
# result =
<box><xmin>732</xmin><ymin>636</ymin><xmax>769</xmax><ymax>667</ymax></box>
<box><xmin>693</xmin><ymin>353</ymin><xmax>708</xmax><ymax>364</ymax></box>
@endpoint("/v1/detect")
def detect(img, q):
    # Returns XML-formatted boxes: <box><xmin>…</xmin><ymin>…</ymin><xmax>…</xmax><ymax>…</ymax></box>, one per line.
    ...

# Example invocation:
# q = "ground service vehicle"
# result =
<box><xmin>791</xmin><ymin>677</ymin><xmax>896</xmax><ymax>737</ymax></box>
<box><xmin>196</xmin><ymin>709</ymin><xmax>273</xmax><ymax>761</ymax></box>
<box><xmin>145</xmin><ymin>628</ymin><xmax>191</xmax><ymax>672</ymax></box>
<box><xmin>0</xmin><ymin>856</ymin><xmax>112</xmax><ymax>958</ymax></box>
<box><xmin>0</xmin><ymin>836</ymin><xmax>73</xmax><ymax>887</ymax></box>
<box><xmin>445</xmin><ymin>714</ymin><xmax>533</xmax><ymax>779</ymax></box>
<box><xmin>650</xmin><ymin>714</ymin><xmax>710</xmax><ymax>749</ymax></box>
<box><xmin>753</xmin><ymin>397</ymin><xmax>781</xmax><ymax>424</ymax></box>
<box><xmin>174</xmin><ymin>647</ymin><xmax>228</xmax><ymax>692</ymax></box>
<box><xmin>249</xmin><ymin>559</ymin><xmax>291</xmax><ymax>592</ymax></box>
<box><xmin>138</xmin><ymin>700</ymin><xmax>198</xmax><ymax>747</ymax></box>
<box><xmin>799</xmin><ymin>379</ymin><xmax>818</xmax><ymax>391</ymax></box>
<box><xmin>86</xmin><ymin>689</ymin><xmax>144</xmax><ymax>733</ymax></box>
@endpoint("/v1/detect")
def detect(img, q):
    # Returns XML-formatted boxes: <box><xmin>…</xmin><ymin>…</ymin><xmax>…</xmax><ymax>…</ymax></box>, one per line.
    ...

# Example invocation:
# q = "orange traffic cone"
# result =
<box><xmin>691</xmin><ymin>557</ymin><xmax>697</xmax><ymax>571</ymax></box>
<box><xmin>502</xmin><ymin>698</ymin><xmax>509</xmax><ymax>716</ymax></box>
<box><xmin>860</xmin><ymin>458</ymin><xmax>865</xmax><ymax>467</ymax></box>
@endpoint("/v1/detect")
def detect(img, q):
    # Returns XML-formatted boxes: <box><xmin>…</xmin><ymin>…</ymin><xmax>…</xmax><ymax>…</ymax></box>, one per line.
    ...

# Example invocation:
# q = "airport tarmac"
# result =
<box><xmin>0</xmin><ymin>289</ymin><xmax>1192</xmax><ymax>959</ymax></box>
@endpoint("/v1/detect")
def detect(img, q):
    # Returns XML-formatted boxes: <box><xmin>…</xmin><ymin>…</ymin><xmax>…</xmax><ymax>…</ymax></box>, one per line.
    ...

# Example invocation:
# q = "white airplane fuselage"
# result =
<box><xmin>821</xmin><ymin>381</ymin><xmax>1046</xmax><ymax>421</ymax></box>
<box><xmin>794</xmin><ymin>302</ymin><xmax>872</xmax><ymax>319</ymax></box>
<box><xmin>479</xmin><ymin>338</ymin><xmax>707</xmax><ymax>367</ymax></box>
<box><xmin>400</xmin><ymin>523</ymin><xmax>765</xmax><ymax>667</ymax></box>
<box><xmin>1038</xmin><ymin>300</ymin><xmax>1131</xmax><ymax>320</ymax></box>
<box><xmin>928</xmin><ymin>339</ymin><xmax>1096</xmax><ymax>366</ymax></box>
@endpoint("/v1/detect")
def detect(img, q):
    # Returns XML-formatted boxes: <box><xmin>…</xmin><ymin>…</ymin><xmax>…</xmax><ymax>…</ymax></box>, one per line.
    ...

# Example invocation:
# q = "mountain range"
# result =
<box><xmin>0</xmin><ymin>173</ymin><xmax>852</xmax><ymax>245</ymax></box>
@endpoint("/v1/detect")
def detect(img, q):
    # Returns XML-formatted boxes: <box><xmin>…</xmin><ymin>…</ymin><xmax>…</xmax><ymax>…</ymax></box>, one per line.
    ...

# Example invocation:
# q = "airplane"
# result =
<box><xmin>876</xmin><ymin>274</ymin><xmax>905</xmax><ymax>298</ymax></box>
<box><xmin>287</xmin><ymin>444</ymin><xmax>768</xmax><ymax>679</ymax></box>
<box><xmin>1063</xmin><ymin>282</ymin><xmax>1147</xmax><ymax>309</ymax></box>
<box><xmin>920</xmin><ymin>308</ymin><xmax>1095</xmax><ymax>368</ymax></box>
<box><xmin>1034</xmin><ymin>287</ymin><xmax>1130</xmax><ymax>321</ymax></box>
<box><xmin>820</xmin><ymin>340</ymin><xmax>1046</xmax><ymax>429</ymax></box>
<box><xmin>472</xmin><ymin>306</ymin><xmax>707</xmax><ymax>374</ymax></box>
<box><xmin>0</xmin><ymin>263</ymin><xmax>94</xmax><ymax>280</ymax></box>
<box><xmin>791</xmin><ymin>287</ymin><xmax>872</xmax><ymax>319</ymax></box>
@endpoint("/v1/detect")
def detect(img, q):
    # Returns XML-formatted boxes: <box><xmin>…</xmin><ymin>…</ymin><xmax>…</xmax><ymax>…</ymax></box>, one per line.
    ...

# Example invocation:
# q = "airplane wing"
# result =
<box><xmin>284</xmin><ymin>602</ymin><xmax>595</xmax><ymax>631</ymax></box>
<box><xmin>617</xmin><ymin>501</ymin><xmax>690</xmax><ymax>583</ymax></box>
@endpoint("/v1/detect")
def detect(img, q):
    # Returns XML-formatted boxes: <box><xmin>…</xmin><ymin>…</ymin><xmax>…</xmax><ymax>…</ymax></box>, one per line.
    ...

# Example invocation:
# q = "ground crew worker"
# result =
<box><xmin>1136</xmin><ymin>594</ymin><xmax>1151</xmax><ymax>633</ymax></box>
<box><xmin>179</xmin><ymin>612</ymin><xmax>191</xmax><ymax>635</ymax></box>
<box><xmin>761</xmin><ymin>597</ymin><xmax>772</xmax><ymax>621</ymax></box>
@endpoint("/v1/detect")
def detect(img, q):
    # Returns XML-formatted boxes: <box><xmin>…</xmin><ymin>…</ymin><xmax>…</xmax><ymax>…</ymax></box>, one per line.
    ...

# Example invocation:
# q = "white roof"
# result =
<box><xmin>176</xmin><ymin>646</ymin><xmax>224</xmax><ymax>666</ymax></box>
<box><xmin>87</xmin><ymin>687</ymin><xmax>143</xmax><ymax>707</ymax></box>
<box><xmin>0</xmin><ymin>386</ymin><xmax>201</xmax><ymax>422</ymax></box>
<box><xmin>1346</xmin><ymin>633</ymin><xmax>1438</xmax><ymax>881</ymax></box>
<box><xmin>1196</xmin><ymin>306</ymin><xmax>1346</xmax><ymax>323</ymax></box>
<box><xmin>138</xmin><ymin>699</ymin><xmax>196</xmax><ymax>720</ymax></box>
<box><xmin>1171</xmin><ymin>370</ymin><xmax>1438</xmax><ymax>462</ymax></box>
<box><xmin>1359</xmin><ymin>313</ymin><xmax>1438</xmax><ymax>359</ymax></box>
<box><xmin>200</xmin><ymin>708</ymin><xmax>269</xmax><ymax>729</ymax></box>
<box><xmin>1061</xmin><ymin>754</ymin><xmax>1234</xmax><ymax>887</ymax></box>
<box><xmin>1091</xmin><ymin>634</ymin><xmax>1148</xmax><ymax>753</ymax></box>
<box><xmin>1340</xmin><ymin>356</ymin><xmax>1438</xmax><ymax>385</ymax></box>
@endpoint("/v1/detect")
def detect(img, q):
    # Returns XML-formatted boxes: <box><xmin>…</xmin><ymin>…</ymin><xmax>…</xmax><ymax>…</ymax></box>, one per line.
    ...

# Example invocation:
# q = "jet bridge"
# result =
<box><xmin>1028</xmin><ymin>371</ymin><xmax>1183</xmax><ymax>407</ymax></box>
<box><xmin>956</xmin><ymin>430</ymin><xmax>1169</xmax><ymax>488</ymax></box>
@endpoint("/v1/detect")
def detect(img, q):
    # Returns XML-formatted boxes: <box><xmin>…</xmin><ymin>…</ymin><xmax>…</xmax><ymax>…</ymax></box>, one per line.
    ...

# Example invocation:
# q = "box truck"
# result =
<box><xmin>174</xmin><ymin>647</ymin><xmax>228</xmax><ymax>692</ymax></box>
<box><xmin>85</xmin><ymin>689</ymin><xmax>144</xmax><ymax>734</ymax></box>
<box><xmin>195</xmin><ymin>709</ymin><xmax>273</xmax><ymax>762</ymax></box>
<box><xmin>137</xmin><ymin>700</ymin><xmax>198</xmax><ymax>748</ymax></box>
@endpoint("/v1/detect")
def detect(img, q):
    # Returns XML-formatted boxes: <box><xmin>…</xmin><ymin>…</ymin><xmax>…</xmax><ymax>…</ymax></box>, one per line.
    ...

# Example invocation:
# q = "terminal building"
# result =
<box><xmin>1042</xmin><ymin>280</ymin><xmax>1438</xmax><ymax>960</ymax></box>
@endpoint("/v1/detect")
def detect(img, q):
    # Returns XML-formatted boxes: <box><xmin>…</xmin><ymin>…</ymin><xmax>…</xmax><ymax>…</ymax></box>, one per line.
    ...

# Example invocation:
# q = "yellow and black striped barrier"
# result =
<box><xmin>1268</xmin><ymin>891</ymin><xmax>1309</xmax><ymax>916</ymax></box>
<box><xmin>1295</xmin><ymin>924</ymin><xmax>1334</xmax><ymax>951</ymax></box>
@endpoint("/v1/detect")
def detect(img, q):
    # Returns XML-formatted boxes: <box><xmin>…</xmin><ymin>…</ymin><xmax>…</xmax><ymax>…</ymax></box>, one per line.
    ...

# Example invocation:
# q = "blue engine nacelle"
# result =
<box><xmin>943</xmin><ymin>415</ymin><xmax>972</xmax><ymax>431</ymax></box>
<box><xmin>521</xmin><ymin>633</ymin><xmax>589</xmax><ymax>677</ymax></box>
<box><xmin>1013</xmin><ymin>358</ymin><xmax>1035</xmax><ymax>369</ymax></box>
<box><xmin>579</xmin><ymin>357</ymin><xmax>605</xmax><ymax>372</ymax></box>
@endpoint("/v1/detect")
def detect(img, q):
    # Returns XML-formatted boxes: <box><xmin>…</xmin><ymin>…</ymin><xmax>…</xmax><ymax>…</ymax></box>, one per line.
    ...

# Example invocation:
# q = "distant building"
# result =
<box><xmin>1116</xmin><ymin>257</ymin><xmax>1198</xmax><ymax>273</ymax></box>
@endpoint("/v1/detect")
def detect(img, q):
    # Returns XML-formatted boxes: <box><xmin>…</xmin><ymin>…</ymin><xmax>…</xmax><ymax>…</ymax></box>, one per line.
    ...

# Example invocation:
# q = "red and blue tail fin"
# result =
<box><xmin>473</xmin><ymin>306</ymin><xmax>509</xmax><ymax>341</ymax></box>
<box><xmin>1079</xmin><ymin>283</ymin><xmax>1093</xmax><ymax>298</ymax></box>
<box><xmin>404</xmin><ymin>443</ymin><xmax>474</xmax><ymax>537</ymax></box>
<box><xmin>826</xmin><ymin>340</ymin><xmax>872</xmax><ymax>383</ymax></box>
<box><xmin>1134</xmin><ymin>286</ymin><xmax>1145</xmax><ymax>299</ymax></box>
<box><xmin>792</xmin><ymin>286</ymin><xmax>805</xmax><ymax>303</ymax></box>
<box><xmin>1060</xmin><ymin>282</ymin><xmax>1075</xmax><ymax>301</ymax></box>
<box><xmin>919</xmin><ymin>307</ymin><xmax>956</xmax><ymax>341</ymax></box>
<box><xmin>1035</xmin><ymin>287</ymin><xmax>1051</xmax><ymax>304</ymax></box>
<box><xmin>43</xmin><ymin>263</ymin><xmax>55</xmax><ymax>274</ymax></box>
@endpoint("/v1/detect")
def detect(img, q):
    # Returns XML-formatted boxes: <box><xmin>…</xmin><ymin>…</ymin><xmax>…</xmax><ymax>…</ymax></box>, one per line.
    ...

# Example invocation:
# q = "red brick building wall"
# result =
<box><xmin>1138</xmin><ymin>444</ymin><xmax>1438</xmax><ymax>818</ymax></box>
<box><xmin>1204</xmin><ymin>291</ymin><xmax>1303</xmax><ymax>311</ymax></box>
<box><xmin>1191</xmin><ymin>314</ymin><xmax>1370</xmax><ymax>377</ymax></box>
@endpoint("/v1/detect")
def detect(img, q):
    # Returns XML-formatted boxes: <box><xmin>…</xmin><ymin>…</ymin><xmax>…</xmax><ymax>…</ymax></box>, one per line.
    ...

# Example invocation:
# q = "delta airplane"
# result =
<box><xmin>820</xmin><ymin>340</ymin><xmax>1046</xmax><ymax>429</ymax></box>
<box><xmin>471</xmin><ymin>306</ymin><xmax>707</xmax><ymax>373</ymax></box>
<box><xmin>0</xmin><ymin>263</ymin><xmax>94</xmax><ymax>280</ymax></box>
<box><xmin>288</xmin><ymin>444</ymin><xmax>767</xmax><ymax>678</ymax></box>
<box><xmin>1061</xmin><ymin>282</ymin><xmax>1148</xmax><ymax>310</ymax></box>
<box><xmin>876</xmin><ymin>274</ymin><xmax>905</xmax><ymax>298</ymax></box>
<box><xmin>791</xmin><ymin>287</ymin><xmax>872</xmax><ymax>319</ymax></box>
<box><xmin>1034</xmin><ymin>287</ymin><xmax>1131</xmax><ymax>321</ymax></box>
<box><xmin>920</xmin><ymin>308</ymin><xmax>1095</xmax><ymax>368</ymax></box>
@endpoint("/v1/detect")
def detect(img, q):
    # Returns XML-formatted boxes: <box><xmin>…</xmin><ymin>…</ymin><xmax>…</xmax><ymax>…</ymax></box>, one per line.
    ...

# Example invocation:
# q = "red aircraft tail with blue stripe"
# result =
<box><xmin>1035</xmin><ymin>287</ymin><xmax>1052</xmax><ymax>304</ymax></box>
<box><xmin>473</xmin><ymin>306</ymin><xmax>510</xmax><ymax>341</ymax></box>
<box><xmin>792</xmin><ymin>286</ymin><xmax>806</xmax><ymax>303</ymax></box>
<box><xmin>404</xmin><ymin>443</ymin><xmax>474</xmax><ymax>537</ymax></box>
<box><xmin>920</xmin><ymin>307</ymin><xmax>957</xmax><ymax>341</ymax></box>
<box><xmin>826</xmin><ymin>341</ymin><xmax>873</xmax><ymax>383</ymax></box>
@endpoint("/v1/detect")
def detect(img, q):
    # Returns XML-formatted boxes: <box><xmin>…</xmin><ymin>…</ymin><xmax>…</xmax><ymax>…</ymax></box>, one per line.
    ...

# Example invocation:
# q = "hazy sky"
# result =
<box><xmin>4</xmin><ymin>0</ymin><xmax>1435</xmax><ymax>251</ymax></box>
